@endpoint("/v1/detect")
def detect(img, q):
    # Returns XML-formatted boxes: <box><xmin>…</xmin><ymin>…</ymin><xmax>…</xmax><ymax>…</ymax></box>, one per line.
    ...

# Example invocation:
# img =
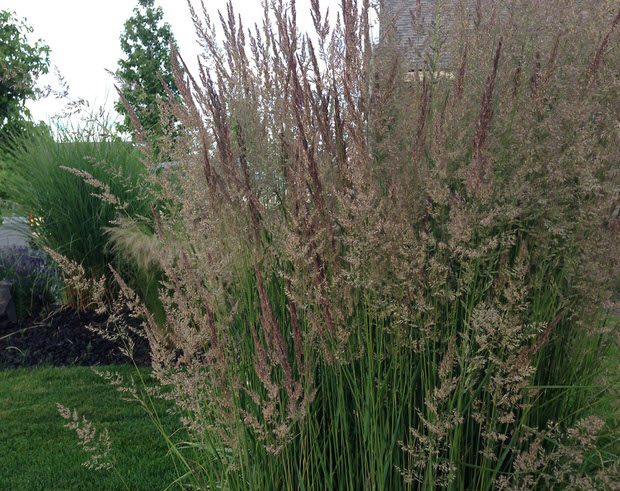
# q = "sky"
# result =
<box><xmin>2</xmin><ymin>0</ymin><xmax>316</xmax><ymax>128</ymax></box>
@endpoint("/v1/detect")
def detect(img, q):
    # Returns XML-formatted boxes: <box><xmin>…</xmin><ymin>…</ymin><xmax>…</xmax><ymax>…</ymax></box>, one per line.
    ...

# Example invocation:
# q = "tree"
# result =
<box><xmin>0</xmin><ymin>10</ymin><xmax>50</xmax><ymax>143</ymax></box>
<box><xmin>114</xmin><ymin>0</ymin><xmax>178</xmax><ymax>144</ymax></box>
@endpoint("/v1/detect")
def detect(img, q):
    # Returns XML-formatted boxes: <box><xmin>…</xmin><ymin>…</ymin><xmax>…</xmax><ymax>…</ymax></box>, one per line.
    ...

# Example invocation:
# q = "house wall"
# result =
<box><xmin>381</xmin><ymin>0</ymin><xmax>459</xmax><ymax>69</ymax></box>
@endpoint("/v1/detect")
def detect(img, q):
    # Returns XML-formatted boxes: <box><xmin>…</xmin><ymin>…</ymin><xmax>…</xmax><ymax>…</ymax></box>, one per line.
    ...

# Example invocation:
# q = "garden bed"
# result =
<box><xmin>0</xmin><ymin>305</ymin><xmax>150</xmax><ymax>369</ymax></box>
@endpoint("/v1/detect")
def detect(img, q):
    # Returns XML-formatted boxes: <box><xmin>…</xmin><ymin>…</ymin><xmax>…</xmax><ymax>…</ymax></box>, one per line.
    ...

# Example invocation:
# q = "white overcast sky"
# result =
<box><xmin>2</xmin><ymin>0</ymin><xmax>318</xmax><ymax>127</ymax></box>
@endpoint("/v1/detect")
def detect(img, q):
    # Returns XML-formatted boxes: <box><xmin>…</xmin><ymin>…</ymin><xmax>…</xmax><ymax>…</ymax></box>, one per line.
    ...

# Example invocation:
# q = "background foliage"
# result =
<box><xmin>114</xmin><ymin>0</ymin><xmax>178</xmax><ymax>151</ymax></box>
<box><xmin>0</xmin><ymin>10</ymin><xmax>50</xmax><ymax>199</ymax></box>
<box><xmin>1</xmin><ymin>121</ymin><xmax>159</xmax><ymax>313</ymax></box>
<box><xmin>0</xmin><ymin>246</ymin><xmax>61</xmax><ymax>320</ymax></box>
<box><xmin>0</xmin><ymin>10</ymin><xmax>50</xmax><ymax>143</ymax></box>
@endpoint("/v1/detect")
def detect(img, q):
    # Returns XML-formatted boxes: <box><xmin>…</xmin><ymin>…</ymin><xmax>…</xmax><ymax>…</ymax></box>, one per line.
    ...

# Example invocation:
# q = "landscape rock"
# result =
<box><xmin>0</xmin><ymin>280</ymin><xmax>17</xmax><ymax>328</ymax></box>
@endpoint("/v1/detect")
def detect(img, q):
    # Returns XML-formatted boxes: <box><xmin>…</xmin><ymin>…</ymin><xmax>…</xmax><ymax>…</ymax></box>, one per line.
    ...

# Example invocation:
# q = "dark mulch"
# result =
<box><xmin>0</xmin><ymin>305</ymin><xmax>151</xmax><ymax>369</ymax></box>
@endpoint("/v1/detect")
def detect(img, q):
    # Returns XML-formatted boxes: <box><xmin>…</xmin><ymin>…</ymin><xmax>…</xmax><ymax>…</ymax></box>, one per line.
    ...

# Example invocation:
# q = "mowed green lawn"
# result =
<box><xmin>0</xmin><ymin>365</ymin><xmax>183</xmax><ymax>490</ymax></box>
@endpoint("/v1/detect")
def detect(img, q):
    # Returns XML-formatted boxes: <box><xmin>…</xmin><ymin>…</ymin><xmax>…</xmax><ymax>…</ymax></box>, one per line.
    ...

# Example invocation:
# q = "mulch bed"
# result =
<box><xmin>0</xmin><ymin>305</ymin><xmax>151</xmax><ymax>369</ymax></box>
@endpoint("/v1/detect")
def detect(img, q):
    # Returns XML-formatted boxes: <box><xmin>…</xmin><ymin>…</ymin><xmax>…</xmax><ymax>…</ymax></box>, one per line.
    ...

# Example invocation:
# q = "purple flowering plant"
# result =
<box><xmin>0</xmin><ymin>246</ymin><xmax>62</xmax><ymax>320</ymax></box>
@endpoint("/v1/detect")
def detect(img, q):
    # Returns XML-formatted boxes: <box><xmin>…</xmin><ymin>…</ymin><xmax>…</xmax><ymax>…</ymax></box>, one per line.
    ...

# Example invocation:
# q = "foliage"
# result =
<box><xmin>0</xmin><ymin>120</ymin><xmax>159</xmax><ymax>313</ymax></box>
<box><xmin>0</xmin><ymin>168</ymin><xmax>9</xmax><ymax>203</ymax></box>
<box><xmin>0</xmin><ymin>200</ymin><xmax>27</xmax><ymax>227</ymax></box>
<box><xmin>0</xmin><ymin>10</ymin><xmax>50</xmax><ymax>144</ymax></box>
<box><xmin>0</xmin><ymin>246</ymin><xmax>61</xmax><ymax>319</ymax></box>
<box><xmin>114</xmin><ymin>0</ymin><xmax>178</xmax><ymax>150</ymax></box>
<box><xmin>61</xmin><ymin>0</ymin><xmax>619</xmax><ymax>489</ymax></box>
<box><xmin>0</xmin><ymin>10</ymin><xmax>50</xmax><ymax>200</ymax></box>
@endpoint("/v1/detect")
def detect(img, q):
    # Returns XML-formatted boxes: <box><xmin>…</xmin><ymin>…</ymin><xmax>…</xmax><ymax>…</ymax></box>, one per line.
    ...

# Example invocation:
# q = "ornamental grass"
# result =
<box><xmin>58</xmin><ymin>0</ymin><xmax>619</xmax><ymax>488</ymax></box>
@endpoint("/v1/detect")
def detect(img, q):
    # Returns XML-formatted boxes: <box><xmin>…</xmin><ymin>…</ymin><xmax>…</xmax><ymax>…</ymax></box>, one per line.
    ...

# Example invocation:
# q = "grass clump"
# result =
<box><xmin>56</xmin><ymin>0</ymin><xmax>620</xmax><ymax>489</ymax></box>
<box><xmin>0</xmin><ymin>122</ymin><xmax>163</xmax><ymax>315</ymax></box>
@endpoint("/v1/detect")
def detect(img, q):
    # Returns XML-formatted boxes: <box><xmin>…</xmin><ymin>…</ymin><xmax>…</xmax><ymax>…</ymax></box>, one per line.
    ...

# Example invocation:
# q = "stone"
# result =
<box><xmin>0</xmin><ymin>280</ymin><xmax>17</xmax><ymax>328</ymax></box>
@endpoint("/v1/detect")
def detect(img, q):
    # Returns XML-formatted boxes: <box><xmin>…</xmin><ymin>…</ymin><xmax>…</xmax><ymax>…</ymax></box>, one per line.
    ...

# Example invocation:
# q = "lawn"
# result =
<box><xmin>0</xmin><ymin>365</ymin><xmax>182</xmax><ymax>490</ymax></box>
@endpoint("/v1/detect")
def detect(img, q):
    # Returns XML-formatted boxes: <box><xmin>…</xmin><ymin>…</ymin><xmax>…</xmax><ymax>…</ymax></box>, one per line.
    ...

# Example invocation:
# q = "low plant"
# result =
<box><xmin>0</xmin><ymin>246</ymin><xmax>62</xmax><ymax>319</ymax></box>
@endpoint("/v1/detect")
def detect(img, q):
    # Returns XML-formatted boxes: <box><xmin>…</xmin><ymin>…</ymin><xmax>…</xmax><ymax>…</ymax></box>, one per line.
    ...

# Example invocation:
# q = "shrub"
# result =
<box><xmin>62</xmin><ymin>0</ymin><xmax>619</xmax><ymax>488</ymax></box>
<box><xmin>0</xmin><ymin>246</ymin><xmax>62</xmax><ymax>319</ymax></box>
<box><xmin>1</xmin><ymin>121</ymin><xmax>161</xmax><ymax>313</ymax></box>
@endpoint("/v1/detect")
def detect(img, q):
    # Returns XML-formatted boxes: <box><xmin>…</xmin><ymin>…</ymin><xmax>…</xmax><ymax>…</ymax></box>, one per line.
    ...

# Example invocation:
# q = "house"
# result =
<box><xmin>381</xmin><ymin>0</ymin><xmax>460</xmax><ymax>70</ymax></box>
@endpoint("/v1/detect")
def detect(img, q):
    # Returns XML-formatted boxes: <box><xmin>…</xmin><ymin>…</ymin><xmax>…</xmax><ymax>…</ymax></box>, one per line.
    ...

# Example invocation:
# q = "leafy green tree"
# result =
<box><xmin>115</xmin><ymin>0</ymin><xmax>178</xmax><ymax>143</ymax></box>
<box><xmin>0</xmin><ymin>10</ymin><xmax>50</xmax><ymax>200</ymax></box>
<box><xmin>0</xmin><ymin>10</ymin><xmax>50</xmax><ymax>143</ymax></box>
